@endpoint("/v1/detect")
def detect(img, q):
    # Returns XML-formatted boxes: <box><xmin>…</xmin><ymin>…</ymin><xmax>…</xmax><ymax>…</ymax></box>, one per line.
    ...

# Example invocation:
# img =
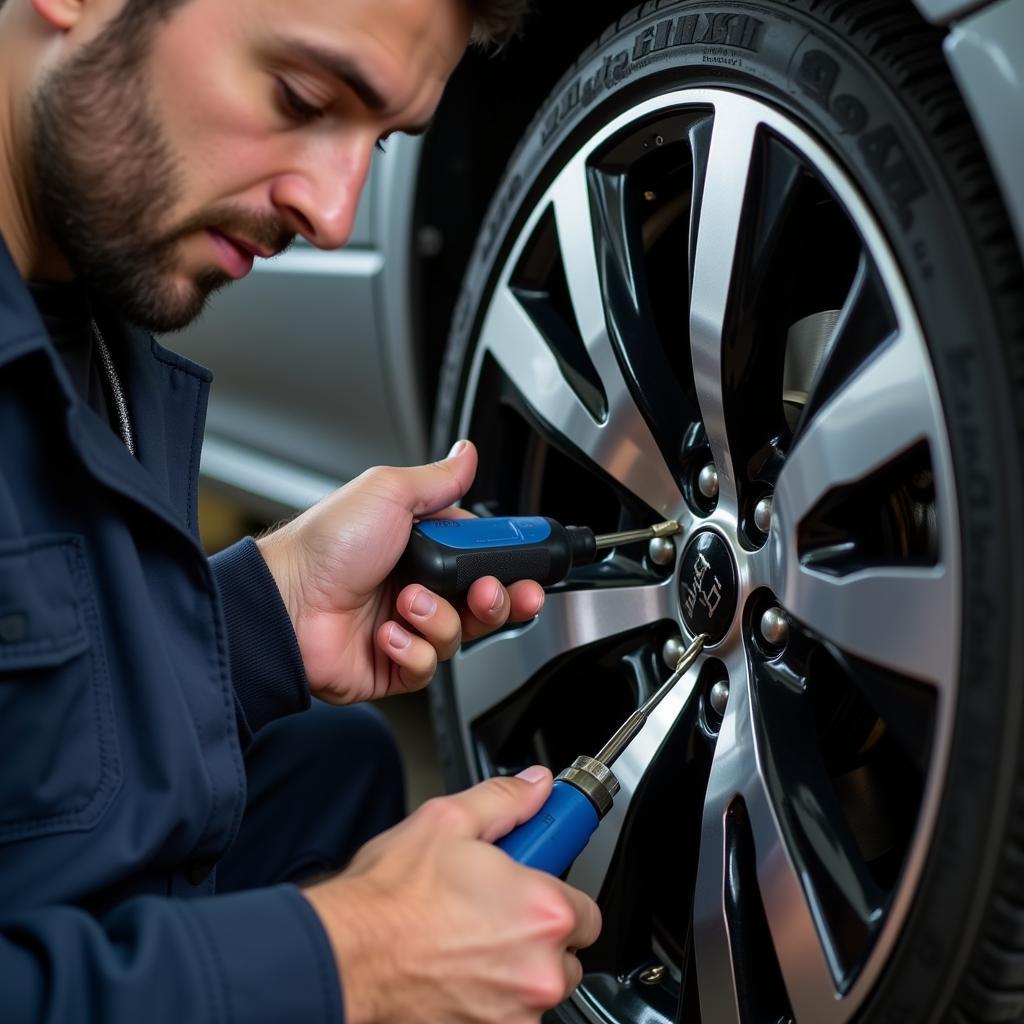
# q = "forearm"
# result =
<box><xmin>1</xmin><ymin>885</ymin><xmax>341</xmax><ymax>1024</ymax></box>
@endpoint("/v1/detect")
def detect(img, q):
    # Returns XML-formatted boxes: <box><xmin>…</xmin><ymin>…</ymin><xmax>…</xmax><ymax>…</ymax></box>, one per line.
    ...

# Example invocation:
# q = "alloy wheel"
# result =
<box><xmin>446</xmin><ymin>88</ymin><xmax>960</xmax><ymax>1023</ymax></box>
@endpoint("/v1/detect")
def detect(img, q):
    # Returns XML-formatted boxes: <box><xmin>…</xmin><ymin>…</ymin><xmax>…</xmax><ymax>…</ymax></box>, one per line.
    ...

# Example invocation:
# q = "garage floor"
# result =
<box><xmin>200</xmin><ymin>487</ymin><xmax>446</xmax><ymax>811</ymax></box>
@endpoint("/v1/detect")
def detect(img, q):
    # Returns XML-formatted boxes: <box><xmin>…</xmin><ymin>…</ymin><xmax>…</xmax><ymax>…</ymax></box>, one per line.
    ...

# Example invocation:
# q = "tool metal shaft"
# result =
<box><xmin>593</xmin><ymin>519</ymin><xmax>681</xmax><ymax>551</ymax></box>
<box><xmin>595</xmin><ymin>633</ymin><xmax>707</xmax><ymax>767</ymax></box>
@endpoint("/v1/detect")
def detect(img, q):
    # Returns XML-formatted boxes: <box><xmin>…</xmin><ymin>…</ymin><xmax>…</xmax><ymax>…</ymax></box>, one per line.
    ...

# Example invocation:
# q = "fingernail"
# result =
<box><xmin>388</xmin><ymin>623</ymin><xmax>412</xmax><ymax>650</ymax></box>
<box><xmin>410</xmin><ymin>589</ymin><xmax>436</xmax><ymax>617</ymax></box>
<box><xmin>489</xmin><ymin>583</ymin><xmax>504</xmax><ymax>612</ymax></box>
<box><xmin>516</xmin><ymin>765</ymin><xmax>547</xmax><ymax>783</ymax></box>
<box><xmin>447</xmin><ymin>439</ymin><xmax>468</xmax><ymax>458</ymax></box>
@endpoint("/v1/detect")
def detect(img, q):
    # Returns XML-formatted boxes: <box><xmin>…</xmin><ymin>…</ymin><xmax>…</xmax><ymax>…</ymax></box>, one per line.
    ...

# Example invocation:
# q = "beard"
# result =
<box><xmin>29</xmin><ymin>8</ymin><xmax>293</xmax><ymax>332</ymax></box>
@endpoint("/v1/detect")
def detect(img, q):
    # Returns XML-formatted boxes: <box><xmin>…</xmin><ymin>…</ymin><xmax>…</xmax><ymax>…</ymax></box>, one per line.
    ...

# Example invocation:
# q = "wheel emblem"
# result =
<box><xmin>679</xmin><ymin>531</ymin><xmax>737</xmax><ymax>643</ymax></box>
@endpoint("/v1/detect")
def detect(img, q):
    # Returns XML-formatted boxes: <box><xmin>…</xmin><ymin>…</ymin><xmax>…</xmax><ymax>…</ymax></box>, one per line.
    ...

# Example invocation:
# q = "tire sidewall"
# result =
<box><xmin>434</xmin><ymin>3</ymin><xmax>1024</xmax><ymax>1021</ymax></box>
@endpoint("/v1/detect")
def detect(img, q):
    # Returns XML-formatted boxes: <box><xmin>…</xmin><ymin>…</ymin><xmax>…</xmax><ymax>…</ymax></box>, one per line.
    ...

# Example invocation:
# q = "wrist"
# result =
<box><xmin>302</xmin><ymin>876</ymin><xmax>389</xmax><ymax>1024</ymax></box>
<box><xmin>256</xmin><ymin>527</ymin><xmax>302</xmax><ymax>627</ymax></box>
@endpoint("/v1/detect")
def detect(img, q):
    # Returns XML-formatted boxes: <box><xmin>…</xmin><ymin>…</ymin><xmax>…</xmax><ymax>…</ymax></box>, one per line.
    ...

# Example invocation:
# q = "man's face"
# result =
<box><xmin>30</xmin><ymin>0</ymin><xmax>471</xmax><ymax>331</ymax></box>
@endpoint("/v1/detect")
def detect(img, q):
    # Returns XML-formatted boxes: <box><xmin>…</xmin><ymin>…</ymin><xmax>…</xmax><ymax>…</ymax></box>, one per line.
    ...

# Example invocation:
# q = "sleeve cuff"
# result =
<box><xmin>184</xmin><ymin>885</ymin><xmax>343</xmax><ymax>1024</ymax></box>
<box><xmin>210</xmin><ymin>537</ymin><xmax>310</xmax><ymax>735</ymax></box>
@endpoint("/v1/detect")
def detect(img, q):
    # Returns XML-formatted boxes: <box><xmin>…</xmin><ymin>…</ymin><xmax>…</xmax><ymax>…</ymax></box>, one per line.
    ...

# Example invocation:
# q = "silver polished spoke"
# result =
<box><xmin>774</xmin><ymin>330</ymin><xmax>938</xmax><ymax>530</ymax></box>
<box><xmin>476</xmin><ymin>282</ymin><xmax>598</xmax><ymax>460</ymax></box>
<box><xmin>746</xmin><ymin>772</ymin><xmax>844</xmax><ymax>1024</ymax></box>
<box><xmin>478</xmin><ymin>279</ymin><xmax>681</xmax><ymax>518</ymax></box>
<box><xmin>784</xmin><ymin>563</ymin><xmax>955</xmax><ymax>687</ymax></box>
<box><xmin>688</xmin><ymin>97</ymin><xmax>762</xmax><ymax>517</ymax></box>
<box><xmin>450</xmin><ymin>580</ymin><xmax>675</xmax><ymax>769</ymax></box>
<box><xmin>772</xmin><ymin>328</ymin><xmax>956</xmax><ymax>686</ymax></box>
<box><xmin>546</xmin><ymin>160</ymin><xmax>684</xmax><ymax>517</ymax></box>
<box><xmin>567</xmin><ymin>660</ymin><xmax>703</xmax><ymax>898</ymax></box>
<box><xmin>693</xmin><ymin>667</ymin><xmax>748</xmax><ymax>1024</ymax></box>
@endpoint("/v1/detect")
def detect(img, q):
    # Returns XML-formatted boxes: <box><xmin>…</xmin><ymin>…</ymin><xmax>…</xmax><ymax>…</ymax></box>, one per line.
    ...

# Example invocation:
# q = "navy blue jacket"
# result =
<box><xmin>0</xmin><ymin>235</ymin><xmax>342</xmax><ymax>1022</ymax></box>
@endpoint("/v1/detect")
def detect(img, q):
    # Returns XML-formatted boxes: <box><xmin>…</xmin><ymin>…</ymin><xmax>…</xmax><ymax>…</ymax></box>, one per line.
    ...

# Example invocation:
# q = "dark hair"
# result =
<box><xmin>468</xmin><ymin>0</ymin><xmax>531</xmax><ymax>46</ymax></box>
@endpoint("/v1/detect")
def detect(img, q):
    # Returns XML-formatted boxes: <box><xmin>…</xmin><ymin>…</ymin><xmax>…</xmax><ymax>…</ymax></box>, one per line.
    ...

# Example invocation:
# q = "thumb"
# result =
<box><xmin>447</xmin><ymin>766</ymin><xmax>554</xmax><ymax>843</ymax></box>
<box><xmin>394</xmin><ymin>439</ymin><xmax>478</xmax><ymax>518</ymax></box>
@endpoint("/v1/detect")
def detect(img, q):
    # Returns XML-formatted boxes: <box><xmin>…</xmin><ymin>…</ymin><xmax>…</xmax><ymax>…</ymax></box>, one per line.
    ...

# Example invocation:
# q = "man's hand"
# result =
<box><xmin>256</xmin><ymin>441</ymin><xmax>545</xmax><ymax>704</ymax></box>
<box><xmin>303</xmin><ymin>767</ymin><xmax>602</xmax><ymax>1024</ymax></box>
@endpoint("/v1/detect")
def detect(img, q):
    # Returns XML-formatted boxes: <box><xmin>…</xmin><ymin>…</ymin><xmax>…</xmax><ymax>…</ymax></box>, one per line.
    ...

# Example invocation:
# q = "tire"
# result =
<box><xmin>430</xmin><ymin>2</ymin><xmax>1024</xmax><ymax>1022</ymax></box>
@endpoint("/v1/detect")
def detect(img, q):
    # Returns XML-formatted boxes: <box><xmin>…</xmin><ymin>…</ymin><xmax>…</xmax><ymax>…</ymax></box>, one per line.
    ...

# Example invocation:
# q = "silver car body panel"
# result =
<box><xmin>944</xmin><ymin>0</ymin><xmax>1024</xmax><ymax>258</ymax></box>
<box><xmin>912</xmin><ymin>0</ymin><xmax>992</xmax><ymax>24</ymax></box>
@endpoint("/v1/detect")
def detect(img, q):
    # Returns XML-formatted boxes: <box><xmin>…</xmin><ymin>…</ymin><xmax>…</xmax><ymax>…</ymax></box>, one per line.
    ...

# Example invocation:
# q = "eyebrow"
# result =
<box><xmin>282</xmin><ymin>39</ymin><xmax>434</xmax><ymax>135</ymax></box>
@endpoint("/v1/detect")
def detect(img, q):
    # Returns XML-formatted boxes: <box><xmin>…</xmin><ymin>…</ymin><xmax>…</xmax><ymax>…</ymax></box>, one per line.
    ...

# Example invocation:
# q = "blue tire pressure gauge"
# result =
<box><xmin>397</xmin><ymin>516</ymin><xmax>596</xmax><ymax>599</ymax></box>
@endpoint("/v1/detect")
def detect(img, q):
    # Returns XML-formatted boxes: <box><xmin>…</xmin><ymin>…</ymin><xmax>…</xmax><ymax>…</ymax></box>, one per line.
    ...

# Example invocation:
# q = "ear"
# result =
<box><xmin>30</xmin><ymin>0</ymin><xmax>85</xmax><ymax>31</ymax></box>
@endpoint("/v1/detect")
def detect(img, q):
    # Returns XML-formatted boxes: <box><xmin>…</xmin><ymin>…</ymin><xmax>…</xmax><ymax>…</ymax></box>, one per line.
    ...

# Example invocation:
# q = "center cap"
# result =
<box><xmin>679</xmin><ymin>530</ymin><xmax>738</xmax><ymax>644</ymax></box>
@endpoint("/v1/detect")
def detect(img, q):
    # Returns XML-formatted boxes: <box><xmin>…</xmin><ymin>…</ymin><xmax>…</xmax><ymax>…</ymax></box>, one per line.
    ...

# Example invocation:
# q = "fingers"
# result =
<box><xmin>508</xmin><ymin>580</ymin><xmax>545</xmax><ymax>622</ymax></box>
<box><xmin>385</xmin><ymin>440</ymin><xmax>479</xmax><ymax>519</ymax></box>
<box><xmin>434</xmin><ymin>766</ymin><xmax>554</xmax><ymax>841</ymax></box>
<box><xmin>381</xmin><ymin>575</ymin><xmax>545</xmax><ymax>685</ymax></box>
<box><xmin>462</xmin><ymin>577</ymin><xmax>545</xmax><ymax>642</ymax></box>
<box><xmin>376</xmin><ymin>620</ymin><xmax>438</xmax><ymax>691</ymax></box>
<box><xmin>396</xmin><ymin>585</ymin><xmax>462</xmax><ymax>661</ymax></box>
<box><xmin>562</xmin><ymin>952</ymin><xmax>584</xmax><ymax>1000</ymax></box>
<box><xmin>422</xmin><ymin>505</ymin><xmax>475</xmax><ymax>521</ymax></box>
<box><xmin>557</xmin><ymin>882</ymin><xmax>603</xmax><ymax>951</ymax></box>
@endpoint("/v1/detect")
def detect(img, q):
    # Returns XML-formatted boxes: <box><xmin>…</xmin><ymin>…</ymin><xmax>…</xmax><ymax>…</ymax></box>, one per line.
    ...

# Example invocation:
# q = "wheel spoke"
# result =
<box><xmin>770</xmin><ymin>325</ymin><xmax>956</xmax><ymax>685</ymax></box>
<box><xmin>782</xmin><ymin>563</ymin><xmax>955</xmax><ymax>687</ymax></box>
<box><xmin>692</xmin><ymin>649</ymin><xmax>765</xmax><ymax>1024</ymax></box>
<box><xmin>586</xmin><ymin>162</ymin><xmax>703</xmax><ymax>475</ymax></box>
<box><xmin>688</xmin><ymin>97</ymin><xmax>762</xmax><ymax>515</ymax></box>
<box><xmin>567</xmin><ymin>659</ymin><xmax>703</xmax><ymax>898</ymax></box>
<box><xmin>545</xmin><ymin>158</ymin><xmax>684</xmax><ymax>516</ymax></box>
<box><xmin>693</xmin><ymin>736</ymin><xmax>745</xmax><ymax>1024</ymax></box>
<box><xmin>450</xmin><ymin>580</ymin><xmax>675</xmax><ymax>760</ymax></box>
<box><xmin>753</xmin><ymin>672</ymin><xmax>886</xmax><ymax>976</ymax></box>
<box><xmin>746</xmin><ymin>772</ymin><xmax>845</xmax><ymax>1023</ymax></box>
<box><xmin>799</xmin><ymin>254</ymin><xmax>898</xmax><ymax>430</ymax></box>
<box><xmin>773</xmin><ymin>329</ymin><xmax>936</xmax><ymax>529</ymax></box>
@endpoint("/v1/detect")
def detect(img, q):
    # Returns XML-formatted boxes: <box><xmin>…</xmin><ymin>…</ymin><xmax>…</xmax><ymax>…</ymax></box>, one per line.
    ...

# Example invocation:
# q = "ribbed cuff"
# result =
<box><xmin>184</xmin><ymin>885</ymin><xmax>343</xmax><ymax>1024</ymax></box>
<box><xmin>210</xmin><ymin>537</ymin><xmax>310</xmax><ymax>736</ymax></box>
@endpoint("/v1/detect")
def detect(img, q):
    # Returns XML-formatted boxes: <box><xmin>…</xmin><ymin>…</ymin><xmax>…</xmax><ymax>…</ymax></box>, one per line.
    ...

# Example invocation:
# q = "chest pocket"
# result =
<box><xmin>0</xmin><ymin>536</ymin><xmax>121</xmax><ymax>841</ymax></box>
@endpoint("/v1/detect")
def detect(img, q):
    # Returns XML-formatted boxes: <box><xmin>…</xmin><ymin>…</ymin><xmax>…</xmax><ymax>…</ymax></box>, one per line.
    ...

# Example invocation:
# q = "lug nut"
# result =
<box><xmin>662</xmin><ymin>636</ymin><xmax>686</xmax><ymax>670</ymax></box>
<box><xmin>760</xmin><ymin>607</ymin><xmax>789</xmax><ymax>646</ymax></box>
<box><xmin>753</xmin><ymin>496</ymin><xmax>773</xmax><ymax>533</ymax></box>
<box><xmin>709</xmin><ymin>679</ymin><xmax>730</xmax><ymax>717</ymax></box>
<box><xmin>648</xmin><ymin>536</ymin><xmax>676</xmax><ymax>566</ymax></box>
<box><xmin>698</xmin><ymin>463</ymin><xmax>719</xmax><ymax>500</ymax></box>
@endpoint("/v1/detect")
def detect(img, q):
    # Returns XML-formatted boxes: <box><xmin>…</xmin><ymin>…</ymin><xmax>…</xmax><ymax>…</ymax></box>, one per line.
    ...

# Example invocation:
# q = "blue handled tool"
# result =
<box><xmin>496</xmin><ymin>633</ymin><xmax>707</xmax><ymax>876</ymax></box>
<box><xmin>397</xmin><ymin>516</ymin><xmax>680</xmax><ymax>598</ymax></box>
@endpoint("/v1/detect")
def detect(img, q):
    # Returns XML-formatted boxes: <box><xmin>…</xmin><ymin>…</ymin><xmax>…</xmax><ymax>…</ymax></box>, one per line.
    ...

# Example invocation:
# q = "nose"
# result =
<box><xmin>269</xmin><ymin>138</ymin><xmax>373</xmax><ymax>250</ymax></box>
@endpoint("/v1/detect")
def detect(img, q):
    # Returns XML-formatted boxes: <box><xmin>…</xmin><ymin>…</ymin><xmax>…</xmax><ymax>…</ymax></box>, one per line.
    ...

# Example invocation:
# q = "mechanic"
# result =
<box><xmin>0</xmin><ymin>0</ymin><xmax>602</xmax><ymax>1021</ymax></box>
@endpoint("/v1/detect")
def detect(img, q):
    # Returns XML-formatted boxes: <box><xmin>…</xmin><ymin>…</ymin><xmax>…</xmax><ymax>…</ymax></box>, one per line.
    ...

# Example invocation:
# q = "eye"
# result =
<box><xmin>276</xmin><ymin>79</ymin><xmax>325</xmax><ymax>124</ymax></box>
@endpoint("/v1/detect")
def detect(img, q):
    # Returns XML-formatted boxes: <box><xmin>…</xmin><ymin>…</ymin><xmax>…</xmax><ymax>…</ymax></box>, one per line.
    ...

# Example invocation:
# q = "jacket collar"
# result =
<box><xmin>0</xmin><ymin>231</ymin><xmax>213</xmax><ymax>542</ymax></box>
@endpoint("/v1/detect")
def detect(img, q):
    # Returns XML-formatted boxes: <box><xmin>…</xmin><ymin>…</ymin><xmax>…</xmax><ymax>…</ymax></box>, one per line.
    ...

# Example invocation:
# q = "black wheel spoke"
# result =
<box><xmin>798</xmin><ymin>253</ymin><xmax>899</xmax><ymax>433</ymax></box>
<box><xmin>753</xmin><ymin>664</ymin><xmax>887</xmax><ymax>986</ymax></box>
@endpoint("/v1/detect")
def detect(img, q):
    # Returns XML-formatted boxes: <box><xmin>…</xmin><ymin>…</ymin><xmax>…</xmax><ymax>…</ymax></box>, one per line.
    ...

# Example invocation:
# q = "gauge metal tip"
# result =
<box><xmin>595</xmin><ymin>633</ymin><xmax>707</xmax><ymax>767</ymax></box>
<box><xmin>650</xmin><ymin>519</ymin><xmax>681</xmax><ymax>538</ymax></box>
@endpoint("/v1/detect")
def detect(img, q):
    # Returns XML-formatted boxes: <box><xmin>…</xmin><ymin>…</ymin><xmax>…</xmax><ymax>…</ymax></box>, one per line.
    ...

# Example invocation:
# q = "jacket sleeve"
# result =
<box><xmin>209</xmin><ymin>537</ymin><xmax>311</xmax><ymax>742</ymax></box>
<box><xmin>1</xmin><ymin>884</ymin><xmax>342</xmax><ymax>1023</ymax></box>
